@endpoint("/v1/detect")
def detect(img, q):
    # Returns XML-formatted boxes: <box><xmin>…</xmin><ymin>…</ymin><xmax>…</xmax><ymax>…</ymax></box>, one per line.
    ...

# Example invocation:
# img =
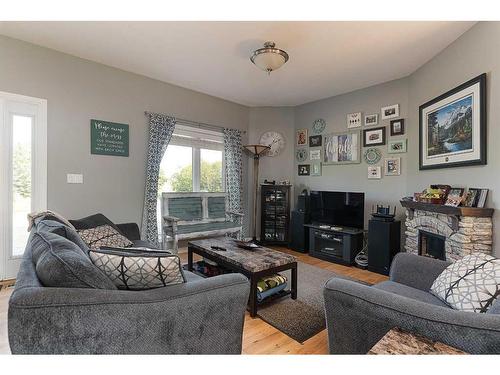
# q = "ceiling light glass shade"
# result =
<box><xmin>250</xmin><ymin>41</ymin><xmax>289</xmax><ymax>73</ymax></box>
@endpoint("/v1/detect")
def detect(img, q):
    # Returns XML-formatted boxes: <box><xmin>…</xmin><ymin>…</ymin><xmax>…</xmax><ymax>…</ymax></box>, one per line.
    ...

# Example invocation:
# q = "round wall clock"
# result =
<box><xmin>259</xmin><ymin>131</ymin><xmax>286</xmax><ymax>157</ymax></box>
<box><xmin>364</xmin><ymin>148</ymin><xmax>382</xmax><ymax>164</ymax></box>
<box><xmin>296</xmin><ymin>148</ymin><xmax>308</xmax><ymax>162</ymax></box>
<box><xmin>312</xmin><ymin>118</ymin><xmax>326</xmax><ymax>134</ymax></box>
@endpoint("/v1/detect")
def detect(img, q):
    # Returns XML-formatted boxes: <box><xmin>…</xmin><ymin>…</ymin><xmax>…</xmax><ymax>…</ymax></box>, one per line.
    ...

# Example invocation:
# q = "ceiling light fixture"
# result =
<box><xmin>250</xmin><ymin>41</ymin><xmax>289</xmax><ymax>75</ymax></box>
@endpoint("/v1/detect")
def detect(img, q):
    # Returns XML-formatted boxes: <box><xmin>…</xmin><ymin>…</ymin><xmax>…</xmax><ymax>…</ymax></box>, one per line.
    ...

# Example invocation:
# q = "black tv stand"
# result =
<box><xmin>304</xmin><ymin>223</ymin><xmax>364</xmax><ymax>266</ymax></box>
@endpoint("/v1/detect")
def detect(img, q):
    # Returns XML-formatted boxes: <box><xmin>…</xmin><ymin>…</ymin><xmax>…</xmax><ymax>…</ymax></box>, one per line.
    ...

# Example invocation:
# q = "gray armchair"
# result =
<box><xmin>324</xmin><ymin>253</ymin><xmax>500</xmax><ymax>354</ymax></box>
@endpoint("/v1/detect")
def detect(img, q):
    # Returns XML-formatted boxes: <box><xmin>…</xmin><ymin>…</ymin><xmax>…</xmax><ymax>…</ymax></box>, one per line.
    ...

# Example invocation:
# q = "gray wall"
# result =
<box><xmin>294</xmin><ymin>78</ymin><xmax>410</xmax><ymax>229</ymax></box>
<box><xmin>247</xmin><ymin>107</ymin><xmax>295</xmax><ymax>237</ymax></box>
<box><xmin>0</xmin><ymin>35</ymin><xmax>249</xmax><ymax>226</ymax></box>
<box><xmin>407</xmin><ymin>22</ymin><xmax>499</xmax><ymax>255</ymax></box>
<box><xmin>293</xmin><ymin>22</ymin><xmax>499</xmax><ymax>256</ymax></box>
<box><xmin>1</xmin><ymin>22</ymin><xmax>498</xmax><ymax>255</ymax></box>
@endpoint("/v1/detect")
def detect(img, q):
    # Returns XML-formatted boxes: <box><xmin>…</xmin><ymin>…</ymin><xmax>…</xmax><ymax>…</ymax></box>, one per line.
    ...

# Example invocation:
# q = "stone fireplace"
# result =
<box><xmin>401</xmin><ymin>201</ymin><xmax>493</xmax><ymax>262</ymax></box>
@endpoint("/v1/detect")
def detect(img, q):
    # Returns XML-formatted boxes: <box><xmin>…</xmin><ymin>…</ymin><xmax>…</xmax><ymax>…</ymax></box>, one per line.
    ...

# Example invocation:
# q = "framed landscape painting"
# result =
<box><xmin>419</xmin><ymin>73</ymin><xmax>486</xmax><ymax>170</ymax></box>
<box><xmin>323</xmin><ymin>130</ymin><xmax>361</xmax><ymax>165</ymax></box>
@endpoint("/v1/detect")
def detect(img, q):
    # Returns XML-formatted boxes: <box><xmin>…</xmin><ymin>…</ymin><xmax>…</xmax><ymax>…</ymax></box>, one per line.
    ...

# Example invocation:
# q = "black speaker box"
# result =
<box><xmin>368</xmin><ymin>219</ymin><xmax>401</xmax><ymax>275</ymax></box>
<box><xmin>290</xmin><ymin>210</ymin><xmax>310</xmax><ymax>253</ymax></box>
<box><xmin>296</xmin><ymin>194</ymin><xmax>310</xmax><ymax>213</ymax></box>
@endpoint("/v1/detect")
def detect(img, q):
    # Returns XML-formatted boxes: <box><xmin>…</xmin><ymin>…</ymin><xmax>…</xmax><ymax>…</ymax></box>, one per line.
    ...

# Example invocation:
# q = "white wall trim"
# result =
<box><xmin>0</xmin><ymin>91</ymin><xmax>47</xmax><ymax>280</ymax></box>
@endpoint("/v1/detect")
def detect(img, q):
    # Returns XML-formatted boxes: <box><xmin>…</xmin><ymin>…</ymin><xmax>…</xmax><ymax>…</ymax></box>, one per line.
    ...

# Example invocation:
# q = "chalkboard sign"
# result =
<box><xmin>90</xmin><ymin>119</ymin><xmax>129</xmax><ymax>157</ymax></box>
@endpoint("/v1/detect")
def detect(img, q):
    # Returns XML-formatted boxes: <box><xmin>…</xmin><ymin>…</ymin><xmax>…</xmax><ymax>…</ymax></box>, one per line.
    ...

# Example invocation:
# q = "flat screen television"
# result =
<box><xmin>309</xmin><ymin>191</ymin><xmax>365</xmax><ymax>229</ymax></box>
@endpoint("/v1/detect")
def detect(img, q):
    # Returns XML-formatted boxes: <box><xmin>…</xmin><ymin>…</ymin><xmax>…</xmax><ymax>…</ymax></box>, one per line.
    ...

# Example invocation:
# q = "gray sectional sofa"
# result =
<box><xmin>324</xmin><ymin>252</ymin><xmax>500</xmax><ymax>354</ymax></box>
<box><xmin>8</xmin><ymin>216</ymin><xmax>250</xmax><ymax>354</ymax></box>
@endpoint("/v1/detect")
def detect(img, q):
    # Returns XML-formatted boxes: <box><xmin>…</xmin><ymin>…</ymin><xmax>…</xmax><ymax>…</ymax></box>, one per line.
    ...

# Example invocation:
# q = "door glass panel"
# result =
<box><xmin>200</xmin><ymin>149</ymin><xmax>223</xmax><ymax>192</ymax></box>
<box><xmin>12</xmin><ymin>115</ymin><xmax>32</xmax><ymax>257</ymax></box>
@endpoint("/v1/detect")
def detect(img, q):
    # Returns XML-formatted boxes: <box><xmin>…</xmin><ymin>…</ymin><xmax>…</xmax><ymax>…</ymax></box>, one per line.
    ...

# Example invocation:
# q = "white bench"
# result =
<box><xmin>161</xmin><ymin>192</ymin><xmax>243</xmax><ymax>253</ymax></box>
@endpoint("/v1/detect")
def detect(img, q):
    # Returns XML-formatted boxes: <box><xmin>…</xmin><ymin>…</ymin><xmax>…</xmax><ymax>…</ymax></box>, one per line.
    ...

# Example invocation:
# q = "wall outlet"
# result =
<box><xmin>67</xmin><ymin>173</ymin><xmax>83</xmax><ymax>184</ymax></box>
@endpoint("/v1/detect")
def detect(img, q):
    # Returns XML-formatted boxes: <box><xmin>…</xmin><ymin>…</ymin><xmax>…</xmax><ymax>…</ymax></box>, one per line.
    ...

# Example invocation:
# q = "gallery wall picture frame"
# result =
<box><xmin>323</xmin><ymin>130</ymin><xmax>361</xmax><ymax>165</ymax></box>
<box><xmin>390</xmin><ymin>119</ymin><xmax>405</xmax><ymax>136</ymax></box>
<box><xmin>381</xmin><ymin>104</ymin><xmax>400</xmax><ymax>120</ymax></box>
<box><xmin>347</xmin><ymin>112</ymin><xmax>362</xmax><ymax>128</ymax></box>
<box><xmin>311</xmin><ymin>162</ymin><xmax>322</xmax><ymax>176</ymax></box>
<box><xmin>309</xmin><ymin>149</ymin><xmax>321</xmax><ymax>160</ymax></box>
<box><xmin>419</xmin><ymin>73</ymin><xmax>486</xmax><ymax>170</ymax></box>
<box><xmin>364</xmin><ymin>114</ymin><xmax>378</xmax><ymax>126</ymax></box>
<box><xmin>388</xmin><ymin>139</ymin><xmax>407</xmax><ymax>154</ymax></box>
<box><xmin>364</xmin><ymin>148</ymin><xmax>382</xmax><ymax>164</ymax></box>
<box><xmin>367</xmin><ymin>166</ymin><xmax>382</xmax><ymax>179</ymax></box>
<box><xmin>384</xmin><ymin>157</ymin><xmax>401</xmax><ymax>176</ymax></box>
<box><xmin>297</xmin><ymin>129</ymin><xmax>308</xmax><ymax>146</ymax></box>
<box><xmin>363</xmin><ymin>126</ymin><xmax>386</xmax><ymax>147</ymax></box>
<box><xmin>312</xmin><ymin>118</ymin><xmax>326</xmax><ymax>134</ymax></box>
<box><xmin>296</xmin><ymin>148</ymin><xmax>308</xmax><ymax>162</ymax></box>
<box><xmin>298</xmin><ymin>164</ymin><xmax>310</xmax><ymax>176</ymax></box>
<box><xmin>309</xmin><ymin>135</ymin><xmax>322</xmax><ymax>147</ymax></box>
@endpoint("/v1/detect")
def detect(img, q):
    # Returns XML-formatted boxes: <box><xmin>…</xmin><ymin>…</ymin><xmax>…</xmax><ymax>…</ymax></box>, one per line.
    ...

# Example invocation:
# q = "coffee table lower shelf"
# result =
<box><xmin>187</xmin><ymin>243</ymin><xmax>297</xmax><ymax>317</ymax></box>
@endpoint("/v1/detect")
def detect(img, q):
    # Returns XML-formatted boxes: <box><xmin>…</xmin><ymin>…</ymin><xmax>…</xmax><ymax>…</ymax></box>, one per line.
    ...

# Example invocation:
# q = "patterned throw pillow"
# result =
<box><xmin>77</xmin><ymin>224</ymin><xmax>133</xmax><ymax>250</ymax></box>
<box><xmin>89</xmin><ymin>247</ymin><xmax>185</xmax><ymax>290</ymax></box>
<box><xmin>430</xmin><ymin>253</ymin><xmax>500</xmax><ymax>313</ymax></box>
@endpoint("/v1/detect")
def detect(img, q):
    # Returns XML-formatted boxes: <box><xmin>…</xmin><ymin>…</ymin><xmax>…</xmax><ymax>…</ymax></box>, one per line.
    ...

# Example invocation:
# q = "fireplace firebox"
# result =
<box><xmin>418</xmin><ymin>230</ymin><xmax>446</xmax><ymax>261</ymax></box>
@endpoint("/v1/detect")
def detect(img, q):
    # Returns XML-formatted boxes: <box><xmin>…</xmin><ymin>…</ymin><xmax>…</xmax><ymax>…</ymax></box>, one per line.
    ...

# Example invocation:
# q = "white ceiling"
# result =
<box><xmin>0</xmin><ymin>21</ymin><xmax>475</xmax><ymax>107</ymax></box>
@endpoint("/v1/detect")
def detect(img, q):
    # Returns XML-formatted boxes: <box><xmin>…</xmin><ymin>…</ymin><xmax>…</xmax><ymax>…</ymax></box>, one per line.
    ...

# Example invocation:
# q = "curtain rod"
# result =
<box><xmin>144</xmin><ymin>111</ymin><xmax>246</xmax><ymax>134</ymax></box>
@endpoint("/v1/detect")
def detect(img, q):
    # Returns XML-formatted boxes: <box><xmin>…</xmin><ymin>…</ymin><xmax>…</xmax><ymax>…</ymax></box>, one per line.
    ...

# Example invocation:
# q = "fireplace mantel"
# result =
<box><xmin>401</xmin><ymin>200</ymin><xmax>494</xmax><ymax>261</ymax></box>
<box><xmin>400</xmin><ymin>200</ymin><xmax>494</xmax><ymax>231</ymax></box>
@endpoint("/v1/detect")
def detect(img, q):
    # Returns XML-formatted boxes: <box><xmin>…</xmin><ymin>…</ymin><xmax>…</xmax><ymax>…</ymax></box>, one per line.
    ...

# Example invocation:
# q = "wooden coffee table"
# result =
<box><xmin>188</xmin><ymin>237</ymin><xmax>297</xmax><ymax>317</ymax></box>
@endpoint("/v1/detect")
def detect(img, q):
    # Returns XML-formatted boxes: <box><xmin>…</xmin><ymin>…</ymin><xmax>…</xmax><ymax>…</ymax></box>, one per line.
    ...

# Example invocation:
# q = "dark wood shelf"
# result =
<box><xmin>400</xmin><ymin>200</ymin><xmax>494</xmax><ymax>217</ymax></box>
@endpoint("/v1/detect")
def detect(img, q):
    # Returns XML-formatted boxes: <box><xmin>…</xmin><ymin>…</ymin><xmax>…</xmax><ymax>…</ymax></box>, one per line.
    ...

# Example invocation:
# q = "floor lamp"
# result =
<box><xmin>243</xmin><ymin>144</ymin><xmax>271</xmax><ymax>242</ymax></box>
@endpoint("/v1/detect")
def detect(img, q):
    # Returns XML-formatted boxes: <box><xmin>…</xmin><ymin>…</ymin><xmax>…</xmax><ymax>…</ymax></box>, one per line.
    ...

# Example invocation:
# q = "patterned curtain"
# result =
<box><xmin>141</xmin><ymin>113</ymin><xmax>176</xmax><ymax>245</ymax></box>
<box><xmin>223</xmin><ymin>128</ymin><xmax>244</xmax><ymax>236</ymax></box>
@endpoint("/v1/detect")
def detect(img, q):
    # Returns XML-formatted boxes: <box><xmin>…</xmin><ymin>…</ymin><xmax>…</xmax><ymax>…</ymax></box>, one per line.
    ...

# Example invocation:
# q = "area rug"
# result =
<box><xmin>256</xmin><ymin>261</ymin><xmax>350</xmax><ymax>343</ymax></box>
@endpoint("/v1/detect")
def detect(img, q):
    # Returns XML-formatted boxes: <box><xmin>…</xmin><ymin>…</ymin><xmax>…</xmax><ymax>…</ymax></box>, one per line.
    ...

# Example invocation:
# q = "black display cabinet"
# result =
<box><xmin>260</xmin><ymin>184</ymin><xmax>291</xmax><ymax>245</ymax></box>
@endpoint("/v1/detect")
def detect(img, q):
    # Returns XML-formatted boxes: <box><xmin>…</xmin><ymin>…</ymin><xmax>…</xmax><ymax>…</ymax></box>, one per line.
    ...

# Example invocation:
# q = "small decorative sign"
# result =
<box><xmin>91</xmin><ymin>119</ymin><xmax>129</xmax><ymax>157</ymax></box>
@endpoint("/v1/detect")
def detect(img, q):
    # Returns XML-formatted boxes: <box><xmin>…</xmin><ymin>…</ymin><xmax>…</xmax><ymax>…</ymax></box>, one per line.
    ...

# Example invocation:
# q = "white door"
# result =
<box><xmin>0</xmin><ymin>91</ymin><xmax>47</xmax><ymax>280</ymax></box>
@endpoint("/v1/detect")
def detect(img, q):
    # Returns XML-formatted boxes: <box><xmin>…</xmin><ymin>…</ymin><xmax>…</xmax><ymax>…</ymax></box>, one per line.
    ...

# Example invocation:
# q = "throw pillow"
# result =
<box><xmin>35</xmin><ymin>219</ymin><xmax>90</xmax><ymax>254</ymax></box>
<box><xmin>89</xmin><ymin>247</ymin><xmax>185</xmax><ymax>290</ymax></box>
<box><xmin>31</xmin><ymin>231</ymin><xmax>117</xmax><ymax>289</ymax></box>
<box><xmin>69</xmin><ymin>213</ymin><xmax>125</xmax><ymax>234</ymax></box>
<box><xmin>77</xmin><ymin>224</ymin><xmax>133</xmax><ymax>250</ymax></box>
<box><xmin>430</xmin><ymin>253</ymin><xmax>500</xmax><ymax>313</ymax></box>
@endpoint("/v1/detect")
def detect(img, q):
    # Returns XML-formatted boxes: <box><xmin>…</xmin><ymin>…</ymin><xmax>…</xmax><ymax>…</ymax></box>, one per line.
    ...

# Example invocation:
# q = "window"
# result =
<box><xmin>159</xmin><ymin>125</ymin><xmax>224</xmax><ymax>193</ymax></box>
<box><xmin>200</xmin><ymin>148</ymin><xmax>223</xmax><ymax>192</ymax></box>
<box><xmin>160</xmin><ymin>145</ymin><xmax>193</xmax><ymax>192</ymax></box>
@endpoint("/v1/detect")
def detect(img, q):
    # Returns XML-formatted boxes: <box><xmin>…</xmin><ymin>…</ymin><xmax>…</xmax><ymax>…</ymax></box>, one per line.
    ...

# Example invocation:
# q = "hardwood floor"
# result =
<box><xmin>0</xmin><ymin>286</ymin><xmax>11</xmax><ymax>354</ymax></box>
<box><xmin>239</xmin><ymin>247</ymin><xmax>387</xmax><ymax>354</ymax></box>
<box><xmin>0</xmin><ymin>247</ymin><xmax>387</xmax><ymax>355</ymax></box>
